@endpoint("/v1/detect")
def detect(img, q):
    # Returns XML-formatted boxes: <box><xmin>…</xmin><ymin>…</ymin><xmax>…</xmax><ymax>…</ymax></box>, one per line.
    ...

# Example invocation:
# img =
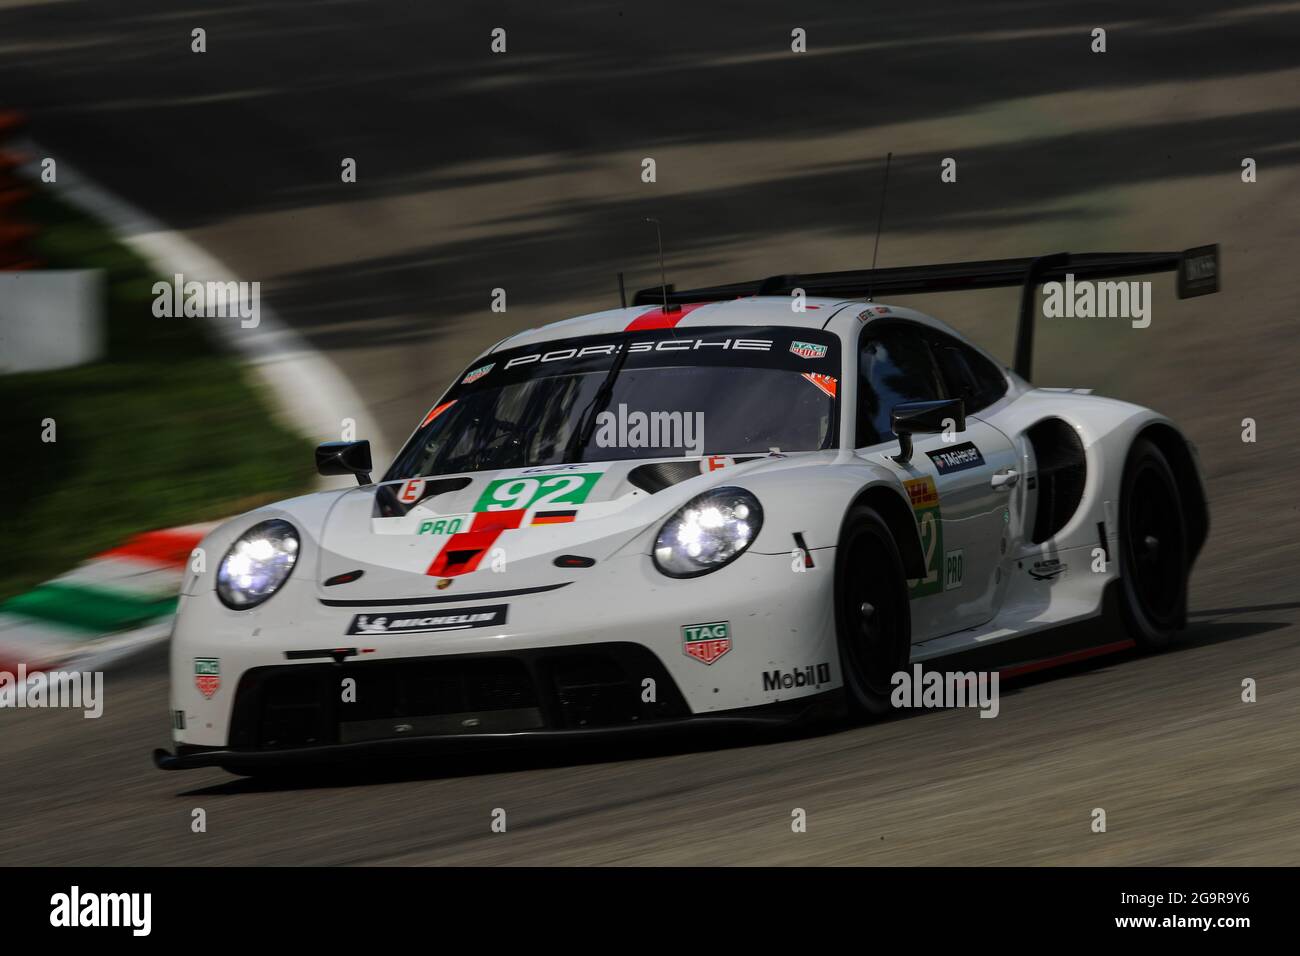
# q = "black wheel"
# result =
<box><xmin>1118</xmin><ymin>437</ymin><xmax>1189</xmax><ymax>650</ymax></box>
<box><xmin>834</xmin><ymin>505</ymin><xmax>911</xmax><ymax>715</ymax></box>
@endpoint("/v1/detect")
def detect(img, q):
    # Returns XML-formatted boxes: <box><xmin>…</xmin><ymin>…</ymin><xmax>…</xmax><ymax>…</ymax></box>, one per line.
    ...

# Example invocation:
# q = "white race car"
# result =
<box><xmin>155</xmin><ymin>248</ymin><xmax>1218</xmax><ymax>774</ymax></box>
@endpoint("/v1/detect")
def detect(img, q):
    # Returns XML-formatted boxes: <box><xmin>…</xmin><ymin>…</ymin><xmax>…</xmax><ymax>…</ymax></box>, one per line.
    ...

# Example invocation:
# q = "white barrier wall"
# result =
<box><xmin>0</xmin><ymin>269</ymin><xmax>104</xmax><ymax>373</ymax></box>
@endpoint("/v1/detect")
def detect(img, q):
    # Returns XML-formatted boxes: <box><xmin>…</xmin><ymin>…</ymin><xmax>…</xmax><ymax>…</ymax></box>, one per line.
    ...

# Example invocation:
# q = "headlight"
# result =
<box><xmin>653</xmin><ymin>487</ymin><xmax>763</xmax><ymax>578</ymax></box>
<box><xmin>216</xmin><ymin>519</ymin><xmax>299</xmax><ymax>609</ymax></box>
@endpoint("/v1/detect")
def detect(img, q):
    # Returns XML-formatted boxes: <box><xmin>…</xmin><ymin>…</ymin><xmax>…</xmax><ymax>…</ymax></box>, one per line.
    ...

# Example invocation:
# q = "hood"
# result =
<box><xmin>313</xmin><ymin>455</ymin><xmax>772</xmax><ymax>599</ymax></box>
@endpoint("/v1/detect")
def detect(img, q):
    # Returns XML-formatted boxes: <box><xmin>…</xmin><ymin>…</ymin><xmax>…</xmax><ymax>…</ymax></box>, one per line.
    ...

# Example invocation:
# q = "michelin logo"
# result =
<box><xmin>347</xmin><ymin>604</ymin><xmax>507</xmax><ymax>635</ymax></box>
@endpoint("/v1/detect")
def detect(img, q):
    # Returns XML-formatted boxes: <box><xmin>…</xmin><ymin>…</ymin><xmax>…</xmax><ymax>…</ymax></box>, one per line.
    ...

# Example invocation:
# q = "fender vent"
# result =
<box><xmin>628</xmin><ymin>457</ymin><xmax>761</xmax><ymax>493</ymax></box>
<box><xmin>373</xmin><ymin>476</ymin><xmax>472</xmax><ymax>517</ymax></box>
<box><xmin>1026</xmin><ymin>418</ymin><xmax>1086</xmax><ymax>544</ymax></box>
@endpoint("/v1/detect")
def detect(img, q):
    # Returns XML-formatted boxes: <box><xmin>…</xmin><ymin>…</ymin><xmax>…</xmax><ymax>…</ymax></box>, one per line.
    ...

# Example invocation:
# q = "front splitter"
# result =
<box><xmin>154</xmin><ymin>693</ymin><xmax>841</xmax><ymax>771</ymax></box>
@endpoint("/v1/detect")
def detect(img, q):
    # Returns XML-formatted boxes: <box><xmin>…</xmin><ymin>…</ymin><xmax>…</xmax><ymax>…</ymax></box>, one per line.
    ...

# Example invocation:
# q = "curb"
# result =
<box><xmin>3</xmin><ymin>139</ymin><xmax>386</xmax><ymax>680</ymax></box>
<box><xmin>0</xmin><ymin>524</ymin><xmax>214</xmax><ymax>677</ymax></box>
<box><xmin>14</xmin><ymin>138</ymin><xmax>393</xmax><ymax>481</ymax></box>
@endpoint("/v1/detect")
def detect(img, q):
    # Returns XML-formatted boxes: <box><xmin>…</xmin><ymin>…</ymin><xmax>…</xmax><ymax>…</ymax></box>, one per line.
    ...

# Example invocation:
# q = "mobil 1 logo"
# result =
<box><xmin>762</xmin><ymin>662</ymin><xmax>831</xmax><ymax>692</ymax></box>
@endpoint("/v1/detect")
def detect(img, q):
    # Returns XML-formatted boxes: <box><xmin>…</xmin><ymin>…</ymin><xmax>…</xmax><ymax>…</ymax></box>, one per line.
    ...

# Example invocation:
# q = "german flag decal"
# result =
<box><xmin>531</xmin><ymin>510</ymin><xmax>577</xmax><ymax>525</ymax></box>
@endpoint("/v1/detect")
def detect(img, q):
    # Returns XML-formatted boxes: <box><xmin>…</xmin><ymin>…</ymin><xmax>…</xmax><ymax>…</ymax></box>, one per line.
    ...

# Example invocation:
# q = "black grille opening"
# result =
<box><xmin>226</xmin><ymin>643</ymin><xmax>689</xmax><ymax>751</ymax></box>
<box><xmin>343</xmin><ymin>657</ymin><xmax>537</xmax><ymax>722</ymax></box>
<box><xmin>547</xmin><ymin>653</ymin><xmax>643</xmax><ymax>728</ymax></box>
<box><xmin>243</xmin><ymin>670</ymin><xmax>333</xmax><ymax>750</ymax></box>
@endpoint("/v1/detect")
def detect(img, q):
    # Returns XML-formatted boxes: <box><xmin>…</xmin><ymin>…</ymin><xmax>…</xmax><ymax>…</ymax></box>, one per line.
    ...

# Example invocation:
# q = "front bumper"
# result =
<box><xmin>165</xmin><ymin>549</ymin><xmax>842</xmax><ymax>764</ymax></box>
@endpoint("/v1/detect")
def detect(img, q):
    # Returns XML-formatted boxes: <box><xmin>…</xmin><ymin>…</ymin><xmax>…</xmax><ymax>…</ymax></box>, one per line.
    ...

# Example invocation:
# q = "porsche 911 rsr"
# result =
<box><xmin>155</xmin><ymin>247</ymin><xmax>1218</xmax><ymax>774</ymax></box>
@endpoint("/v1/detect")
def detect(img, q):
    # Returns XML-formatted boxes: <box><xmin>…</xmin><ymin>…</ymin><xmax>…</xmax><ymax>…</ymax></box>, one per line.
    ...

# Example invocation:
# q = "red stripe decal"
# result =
<box><xmin>1000</xmin><ymin>639</ymin><xmax>1135</xmax><ymax>679</ymax></box>
<box><xmin>99</xmin><ymin>528</ymin><xmax>207</xmax><ymax>569</ymax></box>
<box><xmin>624</xmin><ymin>301</ymin><xmax>707</xmax><ymax>331</ymax></box>
<box><xmin>420</xmin><ymin>400</ymin><xmax>456</xmax><ymax>428</ymax></box>
<box><xmin>425</xmin><ymin>509</ymin><xmax>525</xmax><ymax>576</ymax></box>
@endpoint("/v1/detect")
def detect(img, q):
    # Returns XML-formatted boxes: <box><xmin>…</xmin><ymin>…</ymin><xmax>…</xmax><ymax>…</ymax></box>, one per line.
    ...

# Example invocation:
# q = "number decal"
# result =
<box><xmin>919</xmin><ymin>512</ymin><xmax>939</xmax><ymax>587</ymax></box>
<box><xmin>473</xmin><ymin>472</ymin><xmax>602</xmax><ymax>513</ymax></box>
<box><xmin>487</xmin><ymin>478</ymin><xmax>539</xmax><ymax>511</ymax></box>
<box><xmin>902</xmin><ymin>477</ymin><xmax>944</xmax><ymax>598</ymax></box>
<box><xmin>532</xmin><ymin>474</ymin><xmax>588</xmax><ymax>508</ymax></box>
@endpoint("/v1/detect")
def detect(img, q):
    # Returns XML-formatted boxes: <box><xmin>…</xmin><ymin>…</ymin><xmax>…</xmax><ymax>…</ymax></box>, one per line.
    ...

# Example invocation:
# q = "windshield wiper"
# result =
<box><xmin>563</xmin><ymin>336</ymin><xmax>631</xmax><ymax>463</ymax></box>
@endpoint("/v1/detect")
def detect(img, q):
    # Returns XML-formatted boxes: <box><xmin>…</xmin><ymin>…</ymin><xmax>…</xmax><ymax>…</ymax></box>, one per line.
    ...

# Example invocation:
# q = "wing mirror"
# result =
<box><xmin>316</xmin><ymin>440</ymin><xmax>373</xmax><ymax>485</ymax></box>
<box><xmin>889</xmin><ymin>399</ymin><xmax>965</xmax><ymax>464</ymax></box>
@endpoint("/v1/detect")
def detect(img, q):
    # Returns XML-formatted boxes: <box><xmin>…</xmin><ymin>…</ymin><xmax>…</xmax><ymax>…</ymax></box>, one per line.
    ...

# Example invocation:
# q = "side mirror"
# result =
<box><xmin>889</xmin><ymin>399</ymin><xmax>965</xmax><ymax>464</ymax></box>
<box><xmin>316</xmin><ymin>440</ymin><xmax>373</xmax><ymax>485</ymax></box>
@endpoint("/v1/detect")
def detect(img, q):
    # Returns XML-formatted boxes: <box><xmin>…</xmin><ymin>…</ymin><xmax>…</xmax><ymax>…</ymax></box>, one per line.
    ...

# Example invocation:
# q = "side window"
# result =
<box><xmin>929</xmin><ymin>332</ymin><xmax>1008</xmax><ymax>415</ymax></box>
<box><xmin>856</xmin><ymin>325</ymin><xmax>945</xmax><ymax>447</ymax></box>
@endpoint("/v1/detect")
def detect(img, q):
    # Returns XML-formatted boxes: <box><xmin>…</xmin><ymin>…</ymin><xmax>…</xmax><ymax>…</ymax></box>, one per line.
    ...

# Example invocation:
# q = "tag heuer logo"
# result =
<box><xmin>194</xmin><ymin>658</ymin><xmax>220</xmax><ymax>698</ymax></box>
<box><xmin>462</xmin><ymin>363</ymin><xmax>494</xmax><ymax>384</ymax></box>
<box><xmin>789</xmin><ymin>341</ymin><xmax>827</xmax><ymax>360</ymax></box>
<box><xmin>682</xmin><ymin>621</ymin><xmax>731</xmax><ymax>664</ymax></box>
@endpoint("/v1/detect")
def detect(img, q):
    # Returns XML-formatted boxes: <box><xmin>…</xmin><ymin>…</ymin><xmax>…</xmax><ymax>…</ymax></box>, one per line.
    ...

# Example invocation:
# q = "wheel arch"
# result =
<box><xmin>844</xmin><ymin>484</ymin><xmax>926</xmax><ymax>580</ymax></box>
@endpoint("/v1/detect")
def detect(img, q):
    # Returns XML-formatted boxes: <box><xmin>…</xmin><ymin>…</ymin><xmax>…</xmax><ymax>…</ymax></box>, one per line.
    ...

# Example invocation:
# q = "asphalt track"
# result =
<box><xmin>1</xmin><ymin>0</ymin><xmax>1298</xmax><ymax>864</ymax></box>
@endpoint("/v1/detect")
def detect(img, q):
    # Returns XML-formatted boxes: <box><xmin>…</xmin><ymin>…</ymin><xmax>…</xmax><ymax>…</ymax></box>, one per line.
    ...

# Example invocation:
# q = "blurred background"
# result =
<box><xmin>0</xmin><ymin>0</ymin><xmax>1297</xmax><ymax>864</ymax></box>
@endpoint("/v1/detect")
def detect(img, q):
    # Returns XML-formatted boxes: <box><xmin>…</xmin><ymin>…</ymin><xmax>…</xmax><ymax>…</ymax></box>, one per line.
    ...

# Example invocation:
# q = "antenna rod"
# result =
<box><xmin>867</xmin><ymin>151</ymin><xmax>893</xmax><ymax>301</ymax></box>
<box><xmin>644</xmin><ymin>217</ymin><xmax>670</xmax><ymax>311</ymax></box>
<box><xmin>617</xmin><ymin>271</ymin><xmax>627</xmax><ymax>309</ymax></box>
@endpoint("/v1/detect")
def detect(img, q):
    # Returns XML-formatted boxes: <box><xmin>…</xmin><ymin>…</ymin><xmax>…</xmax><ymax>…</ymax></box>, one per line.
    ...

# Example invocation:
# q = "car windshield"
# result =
<box><xmin>386</xmin><ymin>325</ymin><xmax>841</xmax><ymax>478</ymax></box>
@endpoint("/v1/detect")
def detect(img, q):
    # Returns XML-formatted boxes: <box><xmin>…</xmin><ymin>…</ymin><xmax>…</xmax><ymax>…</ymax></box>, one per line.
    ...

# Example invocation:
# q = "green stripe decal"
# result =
<box><xmin>0</xmin><ymin>583</ymin><xmax>177</xmax><ymax>635</ymax></box>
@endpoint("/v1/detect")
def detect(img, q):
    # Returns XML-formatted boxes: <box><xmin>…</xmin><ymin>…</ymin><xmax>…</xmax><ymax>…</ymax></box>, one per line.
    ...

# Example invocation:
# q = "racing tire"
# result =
<box><xmin>834</xmin><ymin>505</ymin><xmax>911</xmax><ymax>716</ymax></box>
<box><xmin>1117</xmin><ymin>437</ymin><xmax>1189</xmax><ymax>650</ymax></box>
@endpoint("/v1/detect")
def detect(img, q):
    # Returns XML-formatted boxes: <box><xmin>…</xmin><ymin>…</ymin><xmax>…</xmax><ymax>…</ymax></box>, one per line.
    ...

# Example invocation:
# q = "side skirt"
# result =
<box><xmin>910</xmin><ymin>580</ymin><xmax>1133</xmax><ymax>676</ymax></box>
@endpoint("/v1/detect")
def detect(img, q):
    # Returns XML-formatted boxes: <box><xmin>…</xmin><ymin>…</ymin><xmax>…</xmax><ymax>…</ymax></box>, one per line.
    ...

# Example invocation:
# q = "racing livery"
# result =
<box><xmin>155</xmin><ymin>248</ymin><xmax>1217</xmax><ymax>773</ymax></box>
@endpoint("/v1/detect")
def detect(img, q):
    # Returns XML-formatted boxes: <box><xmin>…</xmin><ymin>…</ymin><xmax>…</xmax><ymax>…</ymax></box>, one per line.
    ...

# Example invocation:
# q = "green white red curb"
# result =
<box><xmin>0</xmin><ymin>523</ymin><xmax>214</xmax><ymax>677</ymax></box>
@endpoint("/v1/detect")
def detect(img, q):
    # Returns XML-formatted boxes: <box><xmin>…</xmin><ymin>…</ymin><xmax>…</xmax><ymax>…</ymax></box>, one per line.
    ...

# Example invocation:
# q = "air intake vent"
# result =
<box><xmin>373</xmin><ymin>476</ymin><xmax>472</xmax><ymax>517</ymax></box>
<box><xmin>628</xmin><ymin>457</ymin><xmax>760</xmax><ymax>493</ymax></box>
<box><xmin>1026</xmin><ymin>418</ymin><xmax>1086</xmax><ymax>544</ymax></box>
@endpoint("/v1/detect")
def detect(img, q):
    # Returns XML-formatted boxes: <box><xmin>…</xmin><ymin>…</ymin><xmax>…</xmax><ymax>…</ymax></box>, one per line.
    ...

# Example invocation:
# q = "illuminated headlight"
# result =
<box><xmin>653</xmin><ymin>487</ymin><xmax>763</xmax><ymax>578</ymax></box>
<box><xmin>216</xmin><ymin>519</ymin><xmax>299</xmax><ymax>609</ymax></box>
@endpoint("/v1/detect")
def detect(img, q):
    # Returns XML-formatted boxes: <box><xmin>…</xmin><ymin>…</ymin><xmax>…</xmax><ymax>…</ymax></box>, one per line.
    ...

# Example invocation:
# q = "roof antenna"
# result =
<box><xmin>866</xmin><ymin>151</ymin><xmax>893</xmax><ymax>302</ymax></box>
<box><xmin>617</xmin><ymin>270</ymin><xmax>627</xmax><ymax>309</ymax></box>
<box><xmin>644</xmin><ymin>217</ymin><xmax>676</xmax><ymax>312</ymax></box>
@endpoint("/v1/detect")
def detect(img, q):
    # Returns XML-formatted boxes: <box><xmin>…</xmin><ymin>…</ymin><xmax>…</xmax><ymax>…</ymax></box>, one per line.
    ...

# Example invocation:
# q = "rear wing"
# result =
<box><xmin>632</xmin><ymin>245</ymin><xmax>1220</xmax><ymax>380</ymax></box>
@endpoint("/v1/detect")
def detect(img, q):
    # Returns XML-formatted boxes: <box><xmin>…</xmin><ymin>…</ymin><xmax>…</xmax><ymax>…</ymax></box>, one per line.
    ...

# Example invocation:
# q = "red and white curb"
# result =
<box><xmin>0</xmin><ymin>524</ymin><xmax>214</xmax><ymax>684</ymax></box>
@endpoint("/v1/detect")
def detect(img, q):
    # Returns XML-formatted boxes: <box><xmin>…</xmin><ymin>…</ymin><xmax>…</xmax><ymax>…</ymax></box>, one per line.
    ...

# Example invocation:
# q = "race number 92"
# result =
<box><xmin>473</xmin><ymin>473</ymin><xmax>601</xmax><ymax>512</ymax></box>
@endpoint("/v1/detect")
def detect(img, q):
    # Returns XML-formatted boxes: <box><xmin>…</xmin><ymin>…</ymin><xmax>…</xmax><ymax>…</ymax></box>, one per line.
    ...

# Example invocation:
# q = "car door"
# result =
<box><xmin>855</xmin><ymin>321</ymin><xmax>1017</xmax><ymax>642</ymax></box>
